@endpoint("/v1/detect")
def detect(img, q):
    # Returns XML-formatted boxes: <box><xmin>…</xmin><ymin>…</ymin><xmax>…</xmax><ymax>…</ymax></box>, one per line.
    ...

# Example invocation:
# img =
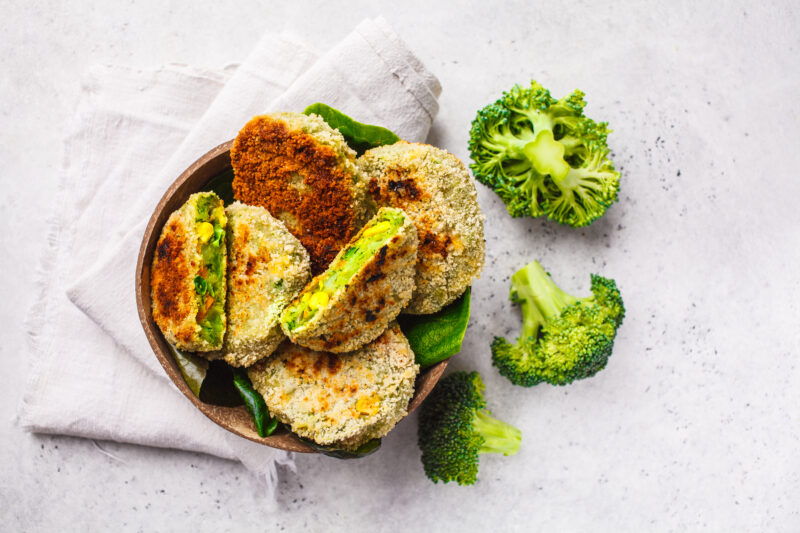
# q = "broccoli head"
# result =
<box><xmin>418</xmin><ymin>371</ymin><xmax>521</xmax><ymax>485</ymax></box>
<box><xmin>491</xmin><ymin>260</ymin><xmax>625</xmax><ymax>386</ymax></box>
<box><xmin>468</xmin><ymin>80</ymin><xmax>620</xmax><ymax>227</ymax></box>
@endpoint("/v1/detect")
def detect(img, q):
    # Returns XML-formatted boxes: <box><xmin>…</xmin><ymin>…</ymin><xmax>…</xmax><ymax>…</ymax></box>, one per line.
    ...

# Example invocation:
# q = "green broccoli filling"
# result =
<box><xmin>283</xmin><ymin>209</ymin><xmax>404</xmax><ymax>331</ymax></box>
<box><xmin>193</xmin><ymin>194</ymin><xmax>226</xmax><ymax>345</ymax></box>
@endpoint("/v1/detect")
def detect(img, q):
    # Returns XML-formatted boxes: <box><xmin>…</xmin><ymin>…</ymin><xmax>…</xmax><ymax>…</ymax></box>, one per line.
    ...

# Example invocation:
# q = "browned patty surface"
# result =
<box><xmin>231</xmin><ymin>114</ymin><xmax>364</xmax><ymax>274</ymax></box>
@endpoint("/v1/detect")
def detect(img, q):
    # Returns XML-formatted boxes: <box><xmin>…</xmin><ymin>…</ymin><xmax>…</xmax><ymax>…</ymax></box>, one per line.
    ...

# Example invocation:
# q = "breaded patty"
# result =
<box><xmin>222</xmin><ymin>202</ymin><xmax>311</xmax><ymax>367</ymax></box>
<box><xmin>247</xmin><ymin>323</ymin><xmax>419</xmax><ymax>449</ymax></box>
<box><xmin>360</xmin><ymin>142</ymin><xmax>486</xmax><ymax>314</ymax></box>
<box><xmin>231</xmin><ymin>112</ymin><xmax>373</xmax><ymax>274</ymax></box>
<box><xmin>151</xmin><ymin>192</ymin><xmax>227</xmax><ymax>351</ymax></box>
<box><xmin>280</xmin><ymin>208</ymin><xmax>417</xmax><ymax>353</ymax></box>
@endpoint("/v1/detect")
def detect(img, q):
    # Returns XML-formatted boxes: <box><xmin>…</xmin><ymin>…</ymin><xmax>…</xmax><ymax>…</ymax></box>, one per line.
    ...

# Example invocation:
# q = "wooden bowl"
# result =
<box><xmin>135</xmin><ymin>140</ymin><xmax>448</xmax><ymax>453</ymax></box>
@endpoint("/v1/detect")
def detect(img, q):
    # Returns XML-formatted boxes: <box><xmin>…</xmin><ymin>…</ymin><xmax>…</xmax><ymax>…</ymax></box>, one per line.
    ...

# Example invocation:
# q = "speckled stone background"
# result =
<box><xmin>3</xmin><ymin>1</ymin><xmax>799</xmax><ymax>531</ymax></box>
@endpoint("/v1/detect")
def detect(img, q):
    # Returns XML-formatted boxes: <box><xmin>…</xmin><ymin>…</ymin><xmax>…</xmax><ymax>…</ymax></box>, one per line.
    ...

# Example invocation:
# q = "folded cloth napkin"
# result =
<box><xmin>68</xmin><ymin>17</ymin><xmax>440</xmax><ymax>377</ymax></box>
<box><xmin>19</xmin><ymin>17</ymin><xmax>441</xmax><ymax>499</ymax></box>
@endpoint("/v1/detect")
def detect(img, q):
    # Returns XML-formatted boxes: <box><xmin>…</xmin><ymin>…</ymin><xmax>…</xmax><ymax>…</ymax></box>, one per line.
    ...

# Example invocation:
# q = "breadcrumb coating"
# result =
<box><xmin>247</xmin><ymin>323</ymin><xmax>419</xmax><ymax>449</ymax></box>
<box><xmin>360</xmin><ymin>142</ymin><xmax>485</xmax><ymax>314</ymax></box>
<box><xmin>280</xmin><ymin>207</ymin><xmax>417</xmax><ymax>353</ymax></box>
<box><xmin>231</xmin><ymin>112</ymin><xmax>372</xmax><ymax>274</ymax></box>
<box><xmin>222</xmin><ymin>202</ymin><xmax>311</xmax><ymax>367</ymax></box>
<box><xmin>151</xmin><ymin>192</ymin><xmax>227</xmax><ymax>351</ymax></box>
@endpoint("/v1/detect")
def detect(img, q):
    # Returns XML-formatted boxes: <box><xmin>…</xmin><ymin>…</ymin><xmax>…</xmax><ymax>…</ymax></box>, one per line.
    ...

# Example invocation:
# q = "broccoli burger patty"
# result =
<box><xmin>151</xmin><ymin>192</ymin><xmax>227</xmax><ymax>351</ymax></box>
<box><xmin>221</xmin><ymin>202</ymin><xmax>311</xmax><ymax>367</ymax></box>
<box><xmin>359</xmin><ymin>142</ymin><xmax>485</xmax><ymax>314</ymax></box>
<box><xmin>231</xmin><ymin>112</ymin><xmax>373</xmax><ymax>274</ymax></box>
<box><xmin>280</xmin><ymin>207</ymin><xmax>417</xmax><ymax>353</ymax></box>
<box><xmin>247</xmin><ymin>323</ymin><xmax>419</xmax><ymax>449</ymax></box>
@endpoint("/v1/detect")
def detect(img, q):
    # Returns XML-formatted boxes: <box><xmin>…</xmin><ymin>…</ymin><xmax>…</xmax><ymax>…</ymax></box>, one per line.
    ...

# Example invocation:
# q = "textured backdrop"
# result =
<box><xmin>2</xmin><ymin>1</ymin><xmax>798</xmax><ymax>531</ymax></box>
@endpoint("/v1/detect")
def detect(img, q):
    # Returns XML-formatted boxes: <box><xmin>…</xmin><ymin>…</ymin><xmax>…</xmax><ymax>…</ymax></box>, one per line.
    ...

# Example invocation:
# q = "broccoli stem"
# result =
<box><xmin>502</xmin><ymin>107</ymin><xmax>571</xmax><ymax>183</ymax></box>
<box><xmin>521</xmin><ymin>130</ymin><xmax>570</xmax><ymax>181</ymax></box>
<box><xmin>511</xmin><ymin>261</ymin><xmax>582</xmax><ymax>340</ymax></box>
<box><xmin>513</xmin><ymin>284</ymin><xmax>545</xmax><ymax>342</ymax></box>
<box><xmin>473</xmin><ymin>409</ymin><xmax>522</xmax><ymax>456</ymax></box>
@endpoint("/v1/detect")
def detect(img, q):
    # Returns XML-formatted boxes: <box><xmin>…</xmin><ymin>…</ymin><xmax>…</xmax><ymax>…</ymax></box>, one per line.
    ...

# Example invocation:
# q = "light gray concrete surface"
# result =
<box><xmin>2</xmin><ymin>1</ymin><xmax>799</xmax><ymax>531</ymax></box>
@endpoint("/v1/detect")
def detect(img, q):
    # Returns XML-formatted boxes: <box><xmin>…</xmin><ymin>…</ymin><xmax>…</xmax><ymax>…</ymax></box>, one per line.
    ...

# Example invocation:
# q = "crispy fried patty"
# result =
<box><xmin>151</xmin><ymin>209</ymin><xmax>196</xmax><ymax>347</ymax></box>
<box><xmin>151</xmin><ymin>192</ymin><xmax>227</xmax><ymax>351</ymax></box>
<box><xmin>222</xmin><ymin>202</ymin><xmax>311</xmax><ymax>367</ymax></box>
<box><xmin>231</xmin><ymin>112</ymin><xmax>372</xmax><ymax>274</ymax></box>
<box><xmin>359</xmin><ymin>142</ymin><xmax>485</xmax><ymax>314</ymax></box>
<box><xmin>280</xmin><ymin>208</ymin><xmax>418</xmax><ymax>353</ymax></box>
<box><xmin>247</xmin><ymin>323</ymin><xmax>419</xmax><ymax>449</ymax></box>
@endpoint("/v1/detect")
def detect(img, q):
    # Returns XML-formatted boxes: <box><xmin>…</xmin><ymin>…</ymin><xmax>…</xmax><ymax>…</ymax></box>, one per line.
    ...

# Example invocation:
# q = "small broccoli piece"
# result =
<box><xmin>491</xmin><ymin>260</ymin><xmax>625</xmax><ymax>386</ymax></box>
<box><xmin>418</xmin><ymin>371</ymin><xmax>521</xmax><ymax>485</ymax></box>
<box><xmin>469</xmin><ymin>80</ymin><xmax>620</xmax><ymax>227</ymax></box>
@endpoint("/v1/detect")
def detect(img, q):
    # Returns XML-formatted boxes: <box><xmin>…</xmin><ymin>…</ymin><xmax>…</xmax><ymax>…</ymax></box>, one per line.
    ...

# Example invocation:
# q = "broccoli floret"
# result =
<box><xmin>418</xmin><ymin>371</ymin><xmax>521</xmax><ymax>485</ymax></box>
<box><xmin>491</xmin><ymin>260</ymin><xmax>625</xmax><ymax>386</ymax></box>
<box><xmin>469</xmin><ymin>81</ymin><xmax>620</xmax><ymax>227</ymax></box>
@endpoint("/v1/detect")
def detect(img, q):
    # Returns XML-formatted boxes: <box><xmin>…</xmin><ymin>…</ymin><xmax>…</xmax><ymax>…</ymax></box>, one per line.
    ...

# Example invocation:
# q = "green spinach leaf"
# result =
<box><xmin>303</xmin><ymin>103</ymin><xmax>400</xmax><ymax>155</ymax></box>
<box><xmin>232</xmin><ymin>368</ymin><xmax>277</xmax><ymax>438</ymax></box>
<box><xmin>168</xmin><ymin>345</ymin><xmax>209</xmax><ymax>397</ymax></box>
<box><xmin>398</xmin><ymin>287</ymin><xmax>472</xmax><ymax>368</ymax></box>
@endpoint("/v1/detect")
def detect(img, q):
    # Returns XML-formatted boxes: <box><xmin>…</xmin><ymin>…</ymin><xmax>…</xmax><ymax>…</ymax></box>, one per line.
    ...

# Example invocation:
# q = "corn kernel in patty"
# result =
<box><xmin>198</xmin><ymin>222</ymin><xmax>215</xmax><ymax>244</ymax></box>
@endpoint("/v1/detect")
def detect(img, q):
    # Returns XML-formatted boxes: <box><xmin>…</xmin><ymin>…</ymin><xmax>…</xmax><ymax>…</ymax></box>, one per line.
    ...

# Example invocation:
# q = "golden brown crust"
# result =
<box><xmin>150</xmin><ymin>193</ymin><xmax>227</xmax><ymax>352</ymax></box>
<box><xmin>221</xmin><ymin>202</ymin><xmax>311</xmax><ymax>367</ymax></box>
<box><xmin>151</xmin><ymin>211</ymin><xmax>197</xmax><ymax>346</ymax></box>
<box><xmin>280</xmin><ymin>210</ymin><xmax>418</xmax><ymax>353</ymax></box>
<box><xmin>231</xmin><ymin>114</ymin><xmax>363</xmax><ymax>274</ymax></box>
<box><xmin>360</xmin><ymin>142</ymin><xmax>485</xmax><ymax>314</ymax></box>
<box><xmin>248</xmin><ymin>323</ymin><xmax>419</xmax><ymax>448</ymax></box>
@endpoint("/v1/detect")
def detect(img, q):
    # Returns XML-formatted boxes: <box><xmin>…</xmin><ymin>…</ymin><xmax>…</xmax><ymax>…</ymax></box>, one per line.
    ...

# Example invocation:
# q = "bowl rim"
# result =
<box><xmin>135</xmin><ymin>140</ymin><xmax>449</xmax><ymax>453</ymax></box>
